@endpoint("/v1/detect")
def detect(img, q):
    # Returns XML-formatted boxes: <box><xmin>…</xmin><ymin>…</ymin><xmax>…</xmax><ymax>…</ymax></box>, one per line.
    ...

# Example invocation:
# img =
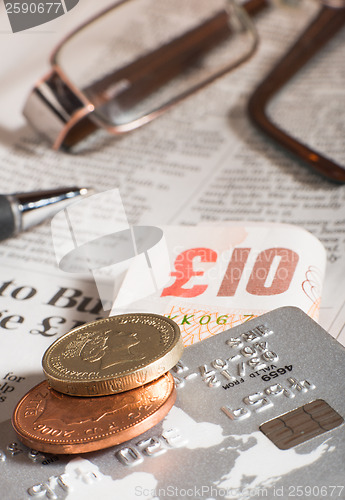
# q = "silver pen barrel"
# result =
<box><xmin>0</xmin><ymin>187</ymin><xmax>92</xmax><ymax>240</ymax></box>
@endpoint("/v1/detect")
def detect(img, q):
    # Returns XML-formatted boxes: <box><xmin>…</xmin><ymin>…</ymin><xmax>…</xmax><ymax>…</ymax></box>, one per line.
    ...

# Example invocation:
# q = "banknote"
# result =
<box><xmin>1</xmin><ymin>307</ymin><xmax>344</xmax><ymax>499</ymax></box>
<box><xmin>112</xmin><ymin>223</ymin><xmax>327</xmax><ymax>345</ymax></box>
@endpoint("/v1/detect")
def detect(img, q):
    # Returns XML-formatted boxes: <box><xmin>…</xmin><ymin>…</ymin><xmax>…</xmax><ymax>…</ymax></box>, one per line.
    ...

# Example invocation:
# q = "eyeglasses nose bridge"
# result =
<box><xmin>23</xmin><ymin>68</ymin><xmax>97</xmax><ymax>150</ymax></box>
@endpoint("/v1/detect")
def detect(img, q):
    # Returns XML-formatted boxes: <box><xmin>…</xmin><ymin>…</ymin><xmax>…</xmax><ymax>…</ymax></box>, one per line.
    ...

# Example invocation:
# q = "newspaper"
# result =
<box><xmin>0</xmin><ymin>0</ymin><xmax>344</xmax><ymax>339</ymax></box>
<box><xmin>0</xmin><ymin>0</ymin><xmax>344</xmax><ymax>497</ymax></box>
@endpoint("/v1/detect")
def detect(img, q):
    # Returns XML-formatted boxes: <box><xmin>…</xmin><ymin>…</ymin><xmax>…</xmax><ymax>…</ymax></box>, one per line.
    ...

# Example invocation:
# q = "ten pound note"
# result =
<box><xmin>112</xmin><ymin>222</ymin><xmax>327</xmax><ymax>346</ymax></box>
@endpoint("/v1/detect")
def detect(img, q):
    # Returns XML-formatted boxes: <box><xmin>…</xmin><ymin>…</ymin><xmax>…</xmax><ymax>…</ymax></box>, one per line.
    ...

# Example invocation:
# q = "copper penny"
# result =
<box><xmin>42</xmin><ymin>313</ymin><xmax>183</xmax><ymax>396</ymax></box>
<box><xmin>12</xmin><ymin>372</ymin><xmax>175</xmax><ymax>454</ymax></box>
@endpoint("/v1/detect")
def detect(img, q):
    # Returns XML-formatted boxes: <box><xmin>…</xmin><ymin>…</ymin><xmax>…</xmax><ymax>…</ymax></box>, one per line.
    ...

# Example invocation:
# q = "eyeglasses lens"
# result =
<box><xmin>54</xmin><ymin>0</ymin><xmax>257</xmax><ymax>129</ymax></box>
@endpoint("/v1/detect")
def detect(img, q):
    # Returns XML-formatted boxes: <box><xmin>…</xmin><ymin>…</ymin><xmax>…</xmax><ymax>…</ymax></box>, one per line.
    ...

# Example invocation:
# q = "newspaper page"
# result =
<box><xmin>0</xmin><ymin>0</ymin><xmax>344</xmax><ymax>351</ymax></box>
<box><xmin>0</xmin><ymin>1</ymin><xmax>343</xmax><ymax>333</ymax></box>
<box><xmin>0</xmin><ymin>0</ymin><xmax>345</xmax><ymax>498</ymax></box>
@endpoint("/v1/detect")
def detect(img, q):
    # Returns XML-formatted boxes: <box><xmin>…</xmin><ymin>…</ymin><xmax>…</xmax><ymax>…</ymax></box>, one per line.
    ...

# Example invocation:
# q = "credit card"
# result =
<box><xmin>1</xmin><ymin>307</ymin><xmax>344</xmax><ymax>499</ymax></box>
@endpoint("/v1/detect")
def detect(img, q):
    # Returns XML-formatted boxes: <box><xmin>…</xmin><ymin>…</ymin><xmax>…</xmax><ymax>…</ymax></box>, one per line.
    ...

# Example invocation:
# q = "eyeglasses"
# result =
<box><xmin>23</xmin><ymin>0</ymin><xmax>260</xmax><ymax>150</ymax></box>
<box><xmin>248</xmin><ymin>0</ymin><xmax>345</xmax><ymax>183</ymax></box>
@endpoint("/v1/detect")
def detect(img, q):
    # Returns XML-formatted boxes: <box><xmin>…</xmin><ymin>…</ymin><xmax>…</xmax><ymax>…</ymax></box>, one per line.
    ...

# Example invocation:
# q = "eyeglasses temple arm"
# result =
<box><xmin>247</xmin><ymin>6</ymin><xmax>345</xmax><ymax>183</ymax></box>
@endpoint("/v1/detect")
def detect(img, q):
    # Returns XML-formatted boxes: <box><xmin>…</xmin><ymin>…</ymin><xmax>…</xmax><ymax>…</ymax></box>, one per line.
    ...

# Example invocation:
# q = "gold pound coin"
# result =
<box><xmin>42</xmin><ymin>313</ymin><xmax>183</xmax><ymax>396</ymax></box>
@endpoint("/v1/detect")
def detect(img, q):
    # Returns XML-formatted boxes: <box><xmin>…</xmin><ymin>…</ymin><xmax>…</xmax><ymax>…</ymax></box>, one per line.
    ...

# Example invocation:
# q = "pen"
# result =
<box><xmin>0</xmin><ymin>186</ymin><xmax>92</xmax><ymax>241</ymax></box>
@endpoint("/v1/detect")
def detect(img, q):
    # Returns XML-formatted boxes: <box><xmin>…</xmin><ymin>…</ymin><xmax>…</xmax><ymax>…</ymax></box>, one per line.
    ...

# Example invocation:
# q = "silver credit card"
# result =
<box><xmin>1</xmin><ymin>307</ymin><xmax>344</xmax><ymax>499</ymax></box>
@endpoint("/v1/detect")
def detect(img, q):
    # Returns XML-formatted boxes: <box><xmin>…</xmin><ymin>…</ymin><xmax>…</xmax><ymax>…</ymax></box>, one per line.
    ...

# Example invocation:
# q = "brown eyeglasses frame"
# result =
<box><xmin>247</xmin><ymin>5</ymin><xmax>345</xmax><ymax>184</ymax></box>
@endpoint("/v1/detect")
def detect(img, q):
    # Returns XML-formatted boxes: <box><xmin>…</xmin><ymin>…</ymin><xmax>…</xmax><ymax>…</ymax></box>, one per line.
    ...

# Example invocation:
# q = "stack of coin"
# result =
<box><xmin>12</xmin><ymin>313</ymin><xmax>183</xmax><ymax>454</ymax></box>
